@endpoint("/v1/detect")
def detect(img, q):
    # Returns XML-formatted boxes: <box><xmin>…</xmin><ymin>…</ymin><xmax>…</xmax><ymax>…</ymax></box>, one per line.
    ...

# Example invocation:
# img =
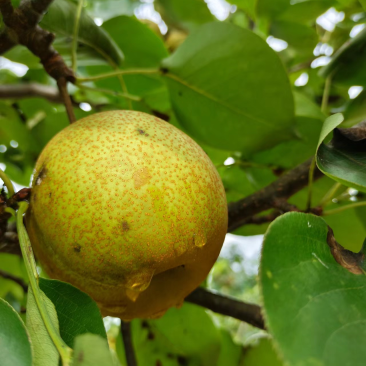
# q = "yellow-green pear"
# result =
<box><xmin>26</xmin><ymin>110</ymin><xmax>227</xmax><ymax>320</ymax></box>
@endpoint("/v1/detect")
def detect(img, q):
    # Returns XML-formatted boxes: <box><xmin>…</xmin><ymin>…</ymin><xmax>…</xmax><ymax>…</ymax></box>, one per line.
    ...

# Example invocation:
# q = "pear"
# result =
<box><xmin>26</xmin><ymin>110</ymin><xmax>227</xmax><ymax>320</ymax></box>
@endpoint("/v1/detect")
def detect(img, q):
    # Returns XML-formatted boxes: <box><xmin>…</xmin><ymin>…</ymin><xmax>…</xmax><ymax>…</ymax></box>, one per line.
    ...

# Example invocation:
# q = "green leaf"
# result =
<box><xmin>271</xmin><ymin>21</ymin><xmax>318</xmax><ymax>58</ymax></box>
<box><xmin>317</xmin><ymin>113</ymin><xmax>344</xmax><ymax>149</ymax></box>
<box><xmin>260</xmin><ymin>212</ymin><xmax>366</xmax><ymax>366</ymax></box>
<box><xmin>240</xmin><ymin>337</ymin><xmax>283</xmax><ymax>366</ymax></box>
<box><xmin>319</xmin><ymin>28</ymin><xmax>366</xmax><ymax>86</ymax></box>
<box><xmin>3</xmin><ymin>46</ymin><xmax>41</xmax><ymax>69</ymax></box>
<box><xmin>342</xmin><ymin>90</ymin><xmax>366</xmax><ymax>127</ymax></box>
<box><xmin>155</xmin><ymin>0</ymin><xmax>214</xmax><ymax>32</ymax></box>
<box><xmin>278</xmin><ymin>0</ymin><xmax>334</xmax><ymax>24</ymax></box>
<box><xmin>151</xmin><ymin>303</ymin><xmax>221</xmax><ymax>366</ymax></box>
<box><xmin>39</xmin><ymin>278</ymin><xmax>107</xmax><ymax>349</ymax></box>
<box><xmin>85</xmin><ymin>0</ymin><xmax>135</xmax><ymax>21</ymax></box>
<box><xmin>162</xmin><ymin>22</ymin><xmax>295</xmax><ymax>154</ymax></box>
<box><xmin>0</xmin><ymin>297</ymin><xmax>32</xmax><ymax>366</ymax></box>
<box><xmin>324</xmin><ymin>205</ymin><xmax>366</xmax><ymax>252</ymax></box>
<box><xmin>102</xmin><ymin>16</ymin><xmax>168</xmax><ymax>68</ymax></box>
<box><xmin>40</xmin><ymin>0</ymin><xmax>124</xmax><ymax>67</ymax></box>
<box><xmin>72</xmin><ymin>333</ymin><xmax>115</xmax><ymax>366</ymax></box>
<box><xmin>0</xmin><ymin>101</ymin><xmax>37</xmax><ymax>153</ymax></box>
<box><xmin>316</xmin><ymin>113</ymin><xmax>366</xmax><ymax>191</ymax></box>
<box><xmin>26</xmin><ymin>287</ymin><xmax>60</xmax><ymax>366</ymax></box>
<box><xmin>0</xmin><ymin>254</ymin><xmax>27</xmax><ymax>300</ymax></box>
<box><xmin>217</xmin><ymin>330</ymin><xmax>243</xmax><ymax>366</ymax></box>
<box><xmin>256</xmin><ymin>0</ymin><xmax>290</xmax><ymax>19</ymax></box>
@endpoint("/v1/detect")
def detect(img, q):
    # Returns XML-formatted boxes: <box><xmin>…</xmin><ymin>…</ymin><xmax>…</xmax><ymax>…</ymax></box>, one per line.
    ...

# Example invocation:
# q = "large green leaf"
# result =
<box><xmin>278</xmin><ymin>0</ymin><xmax>334</xmax><ymax>24</ymax></box>
<box><xmin>26</xmin><ymin>287</ymin><xmax>60</xmax><ymax>366</ymax></box>
<box><xmin>316</xmin><ymin>113</ymin><xmax>366</xmax><ymax>192</ymax></box>
<box><xmin>271</xmin><ymin>21</ymin><xmax>318</xmax><ymax>58</ymax></box>
<box><xmin>102</xmin><ymin>16</ymin><xmax>168</xmax><ymax>68</ymax></box>
<box><xmin>342</xmin><ymin>90</ymin><xmax>366</xmax><ymax>127</ymax></box>
<box><xmin>116</xmin><ymin>303</ymin><xmax>223</xmax><ymax>366</ymax></box>
<box><xmin>319</xmin><ymin>27</ymin><xmax>366</xmax><ymax>86</ymax></box>
<box><xmin>155</xmin><ymin>0</ymin><xmax>214</xmax><ymax>32</ymax></box>
<box><xmin>162</xmin><ymin>22</ymin><xmax>295</xmax><ymax>154</ymax></box>
<box><xmin>72</xmin><ymin>334</ymin><xmax>115</xmax><ymax>366</ymax></box>
<box><xmin>40</xmin><ymin>0</ymin><xmax>124</xmax><ymax>67</ymax></box>
<box><xmin>85</xmin><ymin>0</ymin><xmax>135</xmax><ymax>21</ymax></box>
<box><xmin>3</xmin><ymin>46</ymin><xmax>42</xmax><ymax>68</ymax></box>
<box><xmin>39</xmin><ymin>278</ymin><xmax>107</xmax><ymax>349</ymax></box>
<box><xmin>151</xmin><ymin>303</ymin><xmax>221</xmax><ymax>366</ymax></box>
<box><xmin>240</xmin><ymin>337</ymin><xmax>283</xmax><ymax>366</ymax></box>
<box><xmin>256</xmin><ymin>0</ymin><xmax>290</xmax><ymax>19</ymax></box>
<box><xmin>0</xmin><ymin>297</ymin><xmax>32</xmax><ymax>366</ymax></box>
<box><xmin>260</xmin><ymin>212</ymin><xmax>366</xmax><ymax>366</ymax></box>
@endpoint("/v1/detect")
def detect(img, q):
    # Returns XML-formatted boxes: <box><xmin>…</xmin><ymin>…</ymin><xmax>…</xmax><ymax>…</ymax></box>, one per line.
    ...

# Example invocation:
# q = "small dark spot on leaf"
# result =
<box><xmin>74</xmin><ymin>244</ymin><xmax>82</xmax><ymax>253</ymax></box>
<box><xmin>178</xmin><ymin>91</ymin><xmax>183</xmax><ymax>97</ymax></box>
<box><xmin>148</xmin><ymin>331</ymin><xmax>155</xmax><ymax>340</ymax></box>
<box><xmin>122</xmin><ymin>221</ymin><xmax>130</xmax><ymax>232</ymax></box>
<box><xmin>177</xmin><ymin>356</ymin><xmax>188</xmax><ymax>365</ymax></box>
<box><xmin>78</xmin><ymin>351</ymin><xmax>84</xmax><ymax>362</ymax></box>
<box><xmin>141</xmin><ymin>320</ymin><xmax>149</xmax><ymax>328</ymax></box>
<box><xmin>155</xmin><ymin>360</ymin><xmax>162</xmax><ymax>366</ymax></box>
<box><xmin>49</xmin><ymin>192</ymin><xmax>52</xmax><ymax>198</ymax></box>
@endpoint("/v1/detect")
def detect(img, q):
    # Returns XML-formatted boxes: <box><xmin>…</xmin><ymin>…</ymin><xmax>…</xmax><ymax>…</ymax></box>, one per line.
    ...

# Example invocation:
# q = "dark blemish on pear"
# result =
<box><xmin>137</xmin><ymin>129</ymin><xmax>149</xmax><ymax>137</ymax></box>
<box><xmin>74</xmin><ymin>243</ymin><xmax>82</xmax><ymax>253</ymax></box>
<box><xmin>35</xmin><ymin>166</ymin><xmax>48</xmax><ymax>186</ymax></box>
<box><xmin>122</xmin><ymin>221</ymin><xmax>130</xmax><ymax>232</ymax></box>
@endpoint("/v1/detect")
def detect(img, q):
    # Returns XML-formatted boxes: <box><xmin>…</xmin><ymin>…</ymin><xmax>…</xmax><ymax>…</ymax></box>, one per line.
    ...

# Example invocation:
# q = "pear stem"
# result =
<box><xmin>0</xmin><ymin>168</ymin><xmax>15</xmax><ymax>197</ymax></box>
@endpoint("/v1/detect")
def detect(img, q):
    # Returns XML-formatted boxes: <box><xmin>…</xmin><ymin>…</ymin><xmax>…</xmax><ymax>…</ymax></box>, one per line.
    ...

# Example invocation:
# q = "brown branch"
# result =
<box><xmin>0</xmin><ymin>83</ymin><xmax>63</xmax><ymax>103</ymax></box>
<box><xmin>57</xmin><ymin>77</ymin><xmax>76</xmax><ymax>123</ymax></box>
<box><xmin>185</xmin><ymin>287</ymin><xmax>265</xmax><ymax>330</ymax></box>
<box><xmin>228</xmin><ymin>158</ymin><xmax>323</xmax><ymax>232</ymax></box>
<box><xmin>0</xmin><ymin>0</ymin><xmax>75</xmax><ymax>123</ymax></box>
<box><xmin>0</xmin><ymin>269</ymin><xmax>28</xmax><ymax>292</ymax></box>
<box><xmin>0</xmin><ymin>31</ymin><xmax>15</xmax><ymax>53</ymax></box>
<box><xmin>120</xmin><ymin>321</ymin><xmax>138</xmax><ymax>366</ymax></box>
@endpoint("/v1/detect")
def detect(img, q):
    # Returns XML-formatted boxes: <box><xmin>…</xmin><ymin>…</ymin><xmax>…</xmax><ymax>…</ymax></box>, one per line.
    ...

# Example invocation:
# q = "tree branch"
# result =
<box><xmin>120</xmin><ymin>321</ymin><xmax>138</xmax><ymax>366</ymax></box>
<box><xmin>185</xmin><ymin>287</ymin><xmax>265</xmax><ymax>330</ymax></box>
<box><xmin>0</xmin><ymin>83</ymin><xmax>63</xmax><ymax>103</ymax></box>
<box><xmin>228</xmin><ymin>158</ymin><xmax>323</xmax><ymax>232</ymax></box>
<box><xmin>57</xmin><ymin>77</ymin><xmax>76</xmax><ymax>123</ymax></box>
<box><xmin>0</xmin><ymin>0</ymin><xmax>76</xmax><ymax>123</ymax></box>
<box><xmin>0</xmin><ymin>31</ymin><xmax>15</xmax><ymax>53</ymax></box>
<box><xmin>0</xmin><ymin>269</ymin><xmax>28</xmax><ymax>292</ymax></box>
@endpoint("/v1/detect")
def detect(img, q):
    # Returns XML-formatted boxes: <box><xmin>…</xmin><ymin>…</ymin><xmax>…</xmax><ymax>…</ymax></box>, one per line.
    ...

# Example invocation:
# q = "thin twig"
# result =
<box><xmin>319</xmin><ymin>182</ymin><xmax>342</xmax><ymax>207</ymax></box>
<box><xmin>120</xmin><ymin>321</ymin><xmax>138</xmax><ymax>366</ymax></box>
<box><xmin>323</xmin><ymin>201</ymin><xmax>366</xmax><ymax>216</ymax></box>
<box><xmin>321</xmin><ymin>75</ymin><xmax>332</xmax><ymax>114</ymax></box>
<box><xmin>185</xmin><ymin>287</ymin><xmax>265</xmax><ymax>330</ymax></box>
<box><xmin>57</xmin><ymin>77</ymin><xmax>76</xmax><ymax>123</ymax></box>
<box><xmin>0</xmin><ymin>269</ymin><xmax>28</xmax><ymax>292</ymax></box>
<box><xmin>76</xmin><ymin>68</ymin><xmax>160</xmax><ymax>83</ymax></box>
<box><xmin>306</xmin><ymin>157</ymin><xmax>316</xmax><ymax>211</ymax></box>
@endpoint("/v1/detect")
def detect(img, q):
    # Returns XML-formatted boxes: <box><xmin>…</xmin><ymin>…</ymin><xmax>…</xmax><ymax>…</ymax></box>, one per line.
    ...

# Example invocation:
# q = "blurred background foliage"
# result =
<box><xmin>2</xmin><ymin>0</ymin><xmax>366</xmax><ymax>364</ymax></box>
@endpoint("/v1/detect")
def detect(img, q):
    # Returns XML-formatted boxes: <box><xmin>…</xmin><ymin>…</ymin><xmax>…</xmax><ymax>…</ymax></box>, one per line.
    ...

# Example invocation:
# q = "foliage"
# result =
<box><xmin>1</xmin><ymin>0</ymin><xmax>366</xmax><ymax>365</ymax></box>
